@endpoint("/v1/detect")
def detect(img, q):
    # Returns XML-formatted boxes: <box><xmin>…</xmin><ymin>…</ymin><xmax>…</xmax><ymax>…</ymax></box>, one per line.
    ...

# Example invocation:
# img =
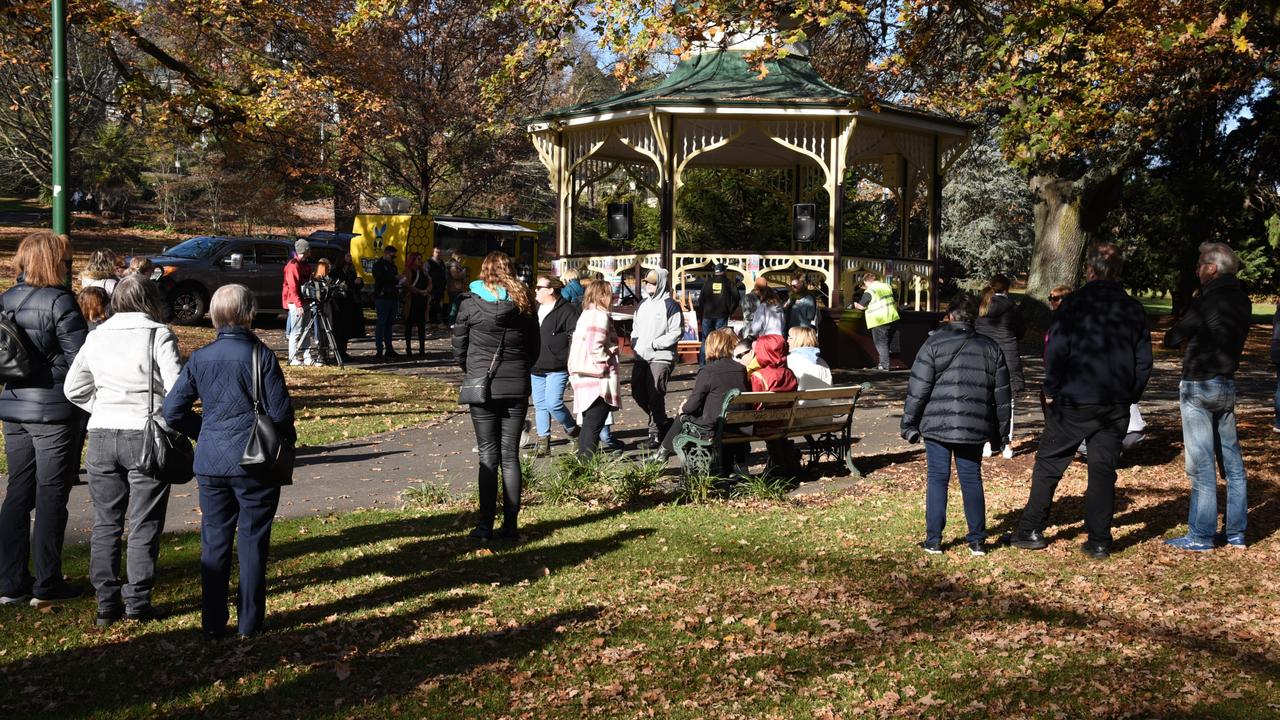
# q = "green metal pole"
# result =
<box><xmin>51</xmin><ymin>0</ymin><xmax>69</xmax><ymax>235</ymax></box>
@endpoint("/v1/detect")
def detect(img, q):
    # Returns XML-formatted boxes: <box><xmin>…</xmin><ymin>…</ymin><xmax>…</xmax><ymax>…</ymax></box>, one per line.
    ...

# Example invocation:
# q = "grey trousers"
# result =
<box><xmin>85</xmin><ymin>429</ymin><xmax>171</xmax><ymax>613</ymax></box>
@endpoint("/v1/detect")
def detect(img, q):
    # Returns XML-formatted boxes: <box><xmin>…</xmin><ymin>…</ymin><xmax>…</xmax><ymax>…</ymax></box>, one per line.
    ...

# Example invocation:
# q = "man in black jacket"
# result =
<box><xmin>1162</xmin><ymin>242</ymin><xmax>1252</xmax><ymax>551</ymax></box>
<box><xmin>696</xmin><ymin>263</ymin><xmax>740</xmax><ymax>365</ymax></box>
<box><xmin>426</xmin><ymin>247</ymin><xmax>448</xmax><ymax>329</ymax></box>
<box><xmin>1010</xmin><ymin>243</ymin><xmax>1152</xmax><ymax>559</ymax></box>
<box><xmin>371</xmin><ymin>245</ymin><xmax>401</xmax><ymax>359</ymax></box>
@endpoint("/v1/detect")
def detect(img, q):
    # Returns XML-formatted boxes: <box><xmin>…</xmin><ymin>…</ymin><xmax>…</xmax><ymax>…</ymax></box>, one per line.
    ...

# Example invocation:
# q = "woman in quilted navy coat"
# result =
<box><xmin>163</xmin><ymin>284</ymin><xmax>295</xmax><ymax>638</ymax></box>
<box><xmin>901</xmin><ymin>294</ymin><xmax>1011</xmax><ymax>556</ymax></box>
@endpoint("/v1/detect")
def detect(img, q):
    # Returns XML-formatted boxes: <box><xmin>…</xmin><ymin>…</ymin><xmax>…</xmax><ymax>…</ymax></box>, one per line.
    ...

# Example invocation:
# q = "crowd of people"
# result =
<box><xmin>282</xmin><ymin>240</ymin><xmax>471</xmax><ymax>365</ymax></box>
<box><xmin>0</xmin><ymin>231</ymin><xmax>294</xmax><ymax>640</ymax></box>
<box><xmin>452</xmin><ymin>252</ymin><xmax>870</xmax><ymax>539</ymax></box>
<box><xmin>907</xmin><ymin>241</ymin><xmax>1264</xmax><ymax>558</ymax></box>
<box><xmin>0</xmin><ymin>230</ymin><xmax>1274</xmax><ymax>640</ymax></box>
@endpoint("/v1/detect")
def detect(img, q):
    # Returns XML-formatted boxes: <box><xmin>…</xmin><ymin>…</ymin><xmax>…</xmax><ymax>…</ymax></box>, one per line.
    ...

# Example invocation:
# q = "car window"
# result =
<box><xmin>219</xmin><ymin>244</ymin><xmax>256</xmax><ymax>267</ymax></box>
<box><xmin>256</xmin><ymin>243</ymin><xmax>291</xmax><ymax>265</ymax></box>
<box><xmin>165</xmin><ymin>236</ymin><xmax>225</xmax><ymax>259</ymax></box>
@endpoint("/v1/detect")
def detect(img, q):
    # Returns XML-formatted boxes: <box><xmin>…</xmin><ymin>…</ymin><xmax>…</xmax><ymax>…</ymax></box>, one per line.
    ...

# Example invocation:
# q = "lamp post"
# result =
<box><xmin>51</xmin><ymin>0</ymin><xmax>69</xmax><ymax>235</ymax></box>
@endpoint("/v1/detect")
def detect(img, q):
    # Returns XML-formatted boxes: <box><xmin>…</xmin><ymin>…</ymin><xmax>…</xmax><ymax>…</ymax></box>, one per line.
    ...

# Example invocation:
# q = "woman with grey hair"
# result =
<box><xmin>163</xmin><ymin>284</ymin><xmax>295</xmax><ymax>638</ymax></box>
<box><xmin>64</xmin><ymin>275</ymin><xmax>182</xmax><ymax>626</ymax></box>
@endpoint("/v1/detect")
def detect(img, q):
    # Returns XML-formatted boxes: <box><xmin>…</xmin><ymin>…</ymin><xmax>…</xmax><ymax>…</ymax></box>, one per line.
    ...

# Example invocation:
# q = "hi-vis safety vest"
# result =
<box><xmin>864</xmin><ymin>281</ymin><xmax>900</xmax><ymax>329</ymax></box>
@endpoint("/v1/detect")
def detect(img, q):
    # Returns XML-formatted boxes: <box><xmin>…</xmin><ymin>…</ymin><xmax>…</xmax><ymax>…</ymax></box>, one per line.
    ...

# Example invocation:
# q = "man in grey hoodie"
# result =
<box><xmin>631</xmin><ymin>269</ymin><xmax>684</xmax><ymax>447</ymax></box>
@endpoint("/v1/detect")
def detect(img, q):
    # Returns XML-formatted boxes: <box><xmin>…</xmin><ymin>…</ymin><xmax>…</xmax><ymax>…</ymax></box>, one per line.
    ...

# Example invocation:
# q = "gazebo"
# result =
<box><xmin>526</xmin><ymin>39</ymin><xmax>971</xmax><ymax>367</ymax></box>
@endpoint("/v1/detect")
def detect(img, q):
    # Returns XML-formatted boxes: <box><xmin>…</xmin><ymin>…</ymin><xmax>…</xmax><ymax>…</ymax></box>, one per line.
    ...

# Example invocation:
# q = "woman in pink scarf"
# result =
<box><xmin>569</xmin><ymin>280</ymin><xmax>621</xmax><ymax>458</ymax></box>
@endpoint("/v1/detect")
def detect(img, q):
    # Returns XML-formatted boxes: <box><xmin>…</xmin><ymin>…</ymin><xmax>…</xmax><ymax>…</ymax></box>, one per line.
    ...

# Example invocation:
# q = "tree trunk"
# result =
<box><xmin>1024</xmin><ymin>172</ymin><xmax>1123</xmax><ymax>325</ymax></box>
<box><xmin>1025</xmin><ymin>175</ymin><xmax>1090</xmax><ymax>320</ymax></box>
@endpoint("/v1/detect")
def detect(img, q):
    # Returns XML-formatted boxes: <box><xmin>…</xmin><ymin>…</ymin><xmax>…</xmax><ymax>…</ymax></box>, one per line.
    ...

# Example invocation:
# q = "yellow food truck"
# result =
<box><xmin>350</xmin><ymin>214</ymin><xmax>542</xmax><ymax>286</ymax></box>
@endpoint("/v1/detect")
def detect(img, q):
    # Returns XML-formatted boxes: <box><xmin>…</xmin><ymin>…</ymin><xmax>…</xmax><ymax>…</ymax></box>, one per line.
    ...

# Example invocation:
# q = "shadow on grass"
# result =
<box><xmin>0</xmin><ymin>506</ymin><xmax>637</xmax><ymax>717</ymax></box>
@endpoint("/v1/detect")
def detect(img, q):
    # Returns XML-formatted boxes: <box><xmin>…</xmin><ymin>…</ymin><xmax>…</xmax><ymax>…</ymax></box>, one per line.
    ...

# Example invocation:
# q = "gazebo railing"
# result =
<box><xmin>841</xmin><ymin>256</ymin><xmax>934</xmax><ymax>311</ymax></box>
<box><xmin>551</xmin><ymin>251</ymin><xmax>935</xmax><ymax>312</ymax></box>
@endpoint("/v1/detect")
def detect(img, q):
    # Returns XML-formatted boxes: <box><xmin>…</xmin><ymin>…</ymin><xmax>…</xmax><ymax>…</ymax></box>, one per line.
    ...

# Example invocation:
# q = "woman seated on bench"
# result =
<box><xmin>647</xmin><ymin>328</ymin><xmax>747</xmax><ymax>464</ymax></box>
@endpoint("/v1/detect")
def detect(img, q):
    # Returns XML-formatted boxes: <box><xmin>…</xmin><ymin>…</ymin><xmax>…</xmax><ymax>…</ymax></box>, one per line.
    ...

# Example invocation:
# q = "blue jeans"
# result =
<box><xmin>1180</xmin><ymin>377</ymin><xmax>1247</xmax><ymax>543</ymax></box>
<box><xmin>374</xmin><ymin>298</ymin><xmax>398</xmax><ymax>355</ymax></box>
<box><xmin>698</xmin><ymin>318</ymin><xmax>728</xmax><ymax>365</ymax></box>
<box><xmin>924</xmin><ymin>440</ymin><xmax>986</xmax><ymax>544</ymax></box>
<box><xmin>531</xmin><ymin>372</ymin><xmax>576</xmax><ymax>438</ymax></box>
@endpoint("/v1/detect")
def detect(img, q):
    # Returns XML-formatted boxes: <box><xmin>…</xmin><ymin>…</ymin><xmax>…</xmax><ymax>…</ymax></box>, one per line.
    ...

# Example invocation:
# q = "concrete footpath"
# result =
<box><xmin>5</xmin><ymin>322</ymin><xmax>1267</xmax><ymax>543</ymax></box>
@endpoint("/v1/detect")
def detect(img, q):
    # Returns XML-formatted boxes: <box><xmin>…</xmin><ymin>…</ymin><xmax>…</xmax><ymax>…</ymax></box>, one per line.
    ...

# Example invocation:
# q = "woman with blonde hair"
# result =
<box><xmin>568</xmin><ymin>279</ymin><xmax>621</xmax><ymax>458</ymax></box>
<box><xmin>0</xmin><ymin>231</ymin><xmax>88</xmax><ymax>606</ymax></box>
<box><xmin>452</xmin><ymin>252</ymin><xmax>537</xmax><ymax>541</ymax></box>
<box><xmin>561</xmin><ymin>267</ymin><xmax>585</xmax><ymax>305</ymax></box>
<box><xmin>647</xmin><ymin>327</ymin><xmax>748</xmax><ymax>464</ymax></box>
<box><xmin>80</xmin><ymin>248</ymin><xmax>120</xmax><ymax>296</ymax></box>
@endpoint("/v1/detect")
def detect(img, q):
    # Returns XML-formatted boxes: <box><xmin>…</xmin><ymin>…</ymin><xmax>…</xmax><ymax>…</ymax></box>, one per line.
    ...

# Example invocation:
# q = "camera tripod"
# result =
<box><xmin>307</xmin><ymin>302</ymin><xmax>344</xmax><ymax>368</ymax></box>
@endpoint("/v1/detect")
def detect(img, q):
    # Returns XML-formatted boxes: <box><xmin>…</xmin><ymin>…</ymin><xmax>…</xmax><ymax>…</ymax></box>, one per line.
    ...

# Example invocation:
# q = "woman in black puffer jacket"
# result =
<box><xmin>0</xmin><ymin>232</ymin><xmax>89</xmax><ymax>606</ymax></box>
<box><xmin>452</xmin><ymin>252</ymin><xmax>538</xmax><ymax>542</ymax></box>
<box><xmin>901</xmin><ymin>294</ymin><xmax>1011</xmax><ymax>556</ymax></box>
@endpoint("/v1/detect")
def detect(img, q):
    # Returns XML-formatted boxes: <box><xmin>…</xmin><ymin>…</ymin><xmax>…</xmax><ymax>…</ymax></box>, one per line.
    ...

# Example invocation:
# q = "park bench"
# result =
<box><xmin>672</xmin><ymin>384</ymin><xmax>869</xmax><ymax>479</ymax></box>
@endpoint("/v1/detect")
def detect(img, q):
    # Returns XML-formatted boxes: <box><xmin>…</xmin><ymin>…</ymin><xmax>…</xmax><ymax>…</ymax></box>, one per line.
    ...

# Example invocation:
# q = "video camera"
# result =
<box><xmin>300</xmin><ymin>277</ymin><xmax>346</xmax><ymax>307</ymax></box>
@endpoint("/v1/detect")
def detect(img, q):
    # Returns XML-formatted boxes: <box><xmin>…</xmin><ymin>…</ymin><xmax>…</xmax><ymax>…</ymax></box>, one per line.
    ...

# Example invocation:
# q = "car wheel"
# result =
<box><xmin>169</xmin><ymin>284</ymin><xmax>208</xmax><ymax>325</ymax></box>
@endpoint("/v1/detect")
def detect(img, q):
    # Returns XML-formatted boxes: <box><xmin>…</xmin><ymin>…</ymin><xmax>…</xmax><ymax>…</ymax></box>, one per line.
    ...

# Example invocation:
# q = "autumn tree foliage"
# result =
<box><xmin>505</xmin><ymin>0</ymin><xmax>1278</xmax><ymax>300</ymax></box>
<box><xmin>1</xmin><ymin>0</ymin><xmax>559</xmax><ymax>227</ymax></box>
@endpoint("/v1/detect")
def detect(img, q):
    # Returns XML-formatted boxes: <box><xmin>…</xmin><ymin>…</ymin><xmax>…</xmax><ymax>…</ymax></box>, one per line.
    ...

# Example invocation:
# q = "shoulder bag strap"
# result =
<box><xmin>147</xmin><ymin>327</ymin><xmax>157</xmax><ymax>418</ymax></box>
<box><xmin>487</xmin><ymin>330</ymin><xmax>507</xmax><ymax>378</ymax></box>
<box><xmin>251</xmin><ymin>341</ymin><xmax>263</xmax><ymax>412</ymax></box>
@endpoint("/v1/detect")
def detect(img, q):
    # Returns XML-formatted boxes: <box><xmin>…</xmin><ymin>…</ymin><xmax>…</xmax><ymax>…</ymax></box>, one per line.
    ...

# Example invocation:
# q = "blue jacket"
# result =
<box><xmin>163</xmin><ymin>327</ymin><xmax>295</xmax><ymax>478</ymax></box>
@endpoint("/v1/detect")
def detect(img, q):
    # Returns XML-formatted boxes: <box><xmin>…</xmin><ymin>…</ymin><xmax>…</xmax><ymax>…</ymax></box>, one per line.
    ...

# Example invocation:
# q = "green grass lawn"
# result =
<box><xmin>1137</xmin><ymin>292</ymin><xmax>1276</xmax><ymax>324</ymax></box>
<box><xmin>0</xmin><ymin>196</ymin><xmax>44</xmax><ymax>213</ymax></box>
<box><xmin>3</xmin><ymin>415</ymin><xmax>1279</xmax><ymax>720</ymax></box>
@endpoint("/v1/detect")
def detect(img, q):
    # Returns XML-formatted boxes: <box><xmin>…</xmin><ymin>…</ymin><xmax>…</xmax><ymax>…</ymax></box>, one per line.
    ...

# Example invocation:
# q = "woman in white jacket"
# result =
<box><xmin>64</xmin><ymin>275</ymin><xmax>182</xmax><ymax>627</ymax></box>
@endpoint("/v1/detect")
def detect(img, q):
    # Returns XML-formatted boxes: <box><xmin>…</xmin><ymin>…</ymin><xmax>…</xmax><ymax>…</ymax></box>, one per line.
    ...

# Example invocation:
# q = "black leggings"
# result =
<box><xmin>468</xmin><ymin>399</ymin><xmax>528</xmax><ymax>529</ymax></box>
<box><xmin>578</xmin><ymin>398</ymin><xmax>612</xmax><ymax>459</ymax></box>
<box><xmin>405</xmin><ymin>297</ymin><xmax>428</xmax><ymax>352</ymax></box>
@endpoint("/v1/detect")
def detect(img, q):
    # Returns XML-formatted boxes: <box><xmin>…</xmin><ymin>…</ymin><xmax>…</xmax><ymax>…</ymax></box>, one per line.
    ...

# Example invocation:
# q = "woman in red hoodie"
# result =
<box><xmin>747</xmin><ymin>334</ymin><xmax>800</xmax><ymax>475</ymax></box>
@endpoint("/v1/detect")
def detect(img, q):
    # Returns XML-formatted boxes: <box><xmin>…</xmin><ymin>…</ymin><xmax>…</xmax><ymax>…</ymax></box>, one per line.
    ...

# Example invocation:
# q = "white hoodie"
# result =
<box><xmin>64</xmin><ymin>312</ymin><xmax>183</xmax><ymax>430</ymax></box>
<box><xmin>630</xmin><ymin>268</ymin><xmax>684</xmax><ymax>364</ymax></box>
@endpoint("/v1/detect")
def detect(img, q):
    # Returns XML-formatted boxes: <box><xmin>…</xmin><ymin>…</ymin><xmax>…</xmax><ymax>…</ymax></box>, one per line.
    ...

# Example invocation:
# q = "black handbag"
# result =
<box><xmin>457</xmin><ymin>330</ymin><xmax>506</xmax><ymax>405</ymax></box>
<box><xmin>239</xmin><ymin>342</ymin><xmax>296</xmax><ymax>485</ymax></box>
<box><xmin>137</xmin><ymin>328</ymin><xmax>194</xmax><ymax>484</ymax></box>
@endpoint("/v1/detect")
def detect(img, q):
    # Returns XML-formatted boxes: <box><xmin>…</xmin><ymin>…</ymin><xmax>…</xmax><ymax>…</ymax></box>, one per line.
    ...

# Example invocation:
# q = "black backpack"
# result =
<box><xmin>0</xmin><ymin>289</ymin><xmax>41</xmax><ymax>382</ymax></box>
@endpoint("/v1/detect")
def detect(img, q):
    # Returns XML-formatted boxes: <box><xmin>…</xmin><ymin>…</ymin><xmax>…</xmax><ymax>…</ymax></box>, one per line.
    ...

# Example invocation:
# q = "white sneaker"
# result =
<box><xmin>1001</xmin><ymin>446</ymin><xmax>1014</xmax><ymax>459</ymax></box>
<box><xmin>288</xmin><ymin>360</ymin><xmax>302</xmax><ymax>367</ymax></box>
<box><xmin>982</xmin><ymin>442</ymin><xmax>992</xmax><ymax>458</ymax></box>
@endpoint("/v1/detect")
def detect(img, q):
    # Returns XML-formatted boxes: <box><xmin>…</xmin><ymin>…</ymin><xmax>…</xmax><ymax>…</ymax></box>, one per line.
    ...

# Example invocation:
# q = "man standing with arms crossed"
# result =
<box><xmin>1009</xmin><ymin>243</ymin><xmax>1152</xmax><ymax>559</ymax></box>
<box><xmin>697</xmin><ymin>262</ymin><xmax>739</xmax><ymax>365</ymax></box>
<box><xmin>1162</xmin><ymin>242</ymin><xmax>1252</xmax><ymax>551</ymax></box>
<box><xmin>426</xmin><ymin>246</ymin><xmax>448</xmax><ymax>330</ymax></box>
<box><xmin>631</xmin><ymin>269</ymin><xmax>684</xmax><ymax>448</ymax></box>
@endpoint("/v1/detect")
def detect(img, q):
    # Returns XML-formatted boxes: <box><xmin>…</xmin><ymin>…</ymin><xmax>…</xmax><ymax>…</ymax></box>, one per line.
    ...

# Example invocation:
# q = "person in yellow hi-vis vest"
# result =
<box><xmin>854</xmin><ymin>271</ymin><xmax>901</xmax><ymax>371</ymax></box>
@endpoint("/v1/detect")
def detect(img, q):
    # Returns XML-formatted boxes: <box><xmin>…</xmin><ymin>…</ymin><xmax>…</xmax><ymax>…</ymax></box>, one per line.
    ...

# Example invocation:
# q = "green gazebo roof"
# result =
<box><xmin>537</xmin><ymin>49</ymin><xmax>856</xmax><ymax>120</ymax></box>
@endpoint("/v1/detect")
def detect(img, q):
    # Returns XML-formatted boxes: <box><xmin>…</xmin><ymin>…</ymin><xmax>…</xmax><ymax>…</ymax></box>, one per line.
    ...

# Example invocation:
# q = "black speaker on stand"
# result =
<box><xmin>608</xmin><ymin>202</ymin><xmax>633</xmax><ymax>242</ymax></box>
<box><xmin>793</xmin><ymin>203</ymin><xmax>817</xmax><ymax>244</ymax></box>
